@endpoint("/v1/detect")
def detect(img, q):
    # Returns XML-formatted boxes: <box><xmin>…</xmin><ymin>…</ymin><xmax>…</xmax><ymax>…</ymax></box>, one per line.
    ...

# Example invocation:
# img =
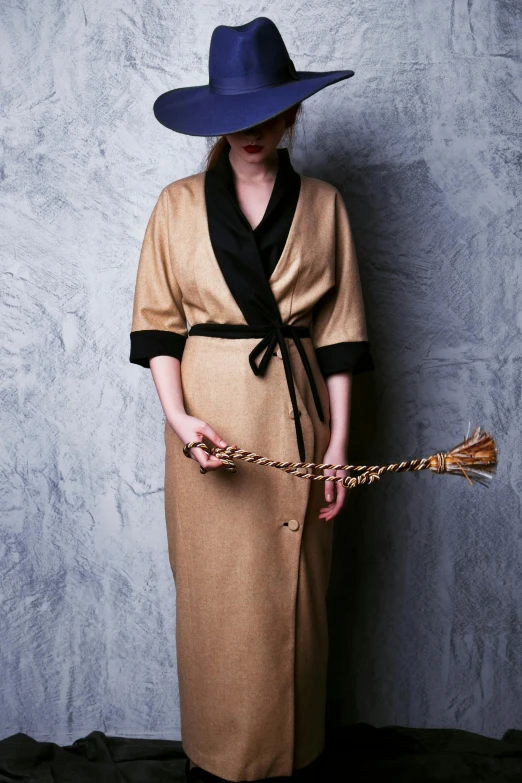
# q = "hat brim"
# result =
<box><xmin>153</xmin><ymin>70</ymin><xmax>355</xmax><ymax>137</ymax></box>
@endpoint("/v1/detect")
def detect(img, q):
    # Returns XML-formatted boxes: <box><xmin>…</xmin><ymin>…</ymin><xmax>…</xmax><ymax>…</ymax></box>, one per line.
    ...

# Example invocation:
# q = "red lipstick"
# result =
<box><xmin>243</xmin><ymin>145</ymin><xmax>263</xmax><ymax>154</ymax></box>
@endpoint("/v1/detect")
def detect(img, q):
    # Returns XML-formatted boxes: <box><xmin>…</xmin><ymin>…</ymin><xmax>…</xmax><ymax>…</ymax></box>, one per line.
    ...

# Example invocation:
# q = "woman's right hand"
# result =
<box><xmin>168</xmin><ymin>412</ymin><xmax>229</xmax><ymax>471</ymax></box>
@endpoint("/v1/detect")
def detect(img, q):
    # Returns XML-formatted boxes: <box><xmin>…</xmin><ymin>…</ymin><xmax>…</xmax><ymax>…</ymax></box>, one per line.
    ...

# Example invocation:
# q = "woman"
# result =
<box><xmin>129</xmin><ymin>16</ymin><xmax>374</xmax><ymax>783</ymax></box>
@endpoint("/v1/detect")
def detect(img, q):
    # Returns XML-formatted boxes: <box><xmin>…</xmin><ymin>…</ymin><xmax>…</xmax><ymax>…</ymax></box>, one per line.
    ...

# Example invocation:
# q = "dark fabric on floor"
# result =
<box><xmin>1</xmin><ymin>723</ymin><xmax>522</xmax><ymax>782</ymax></box>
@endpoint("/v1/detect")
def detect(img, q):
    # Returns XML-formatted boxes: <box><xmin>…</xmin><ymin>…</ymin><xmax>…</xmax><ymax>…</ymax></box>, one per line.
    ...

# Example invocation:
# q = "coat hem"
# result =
<box><xmin>181</xmin><ymin>741</ymin><xmax>325</xmax><ymax>782</ymax></box>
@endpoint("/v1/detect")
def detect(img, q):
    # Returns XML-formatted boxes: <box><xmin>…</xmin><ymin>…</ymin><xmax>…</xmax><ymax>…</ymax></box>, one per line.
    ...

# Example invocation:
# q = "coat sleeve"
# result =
<box><xmin>129</xmin><ymin>187</ymin><xmax>188</xmax><ymax>368</ymax></box>
<box><xmin>311</xmin><ymin>188</ymin><xmax>374</xmax><ymax>377</ymax></box>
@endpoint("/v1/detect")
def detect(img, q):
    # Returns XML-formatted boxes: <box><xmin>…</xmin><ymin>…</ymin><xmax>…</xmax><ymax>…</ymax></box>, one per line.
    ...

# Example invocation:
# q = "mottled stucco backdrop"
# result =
<box><xmin>1</xmin><ymin>0</ymin><xmax>520</xmax><ymax>745</ymax></box>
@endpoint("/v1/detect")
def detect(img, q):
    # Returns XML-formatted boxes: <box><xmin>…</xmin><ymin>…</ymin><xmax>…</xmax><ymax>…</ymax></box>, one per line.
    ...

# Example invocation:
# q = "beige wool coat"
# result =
<box><xmin>130</xmin><ymin>169</ymin><xmax>370</xmax><ymax>782</ymax></box>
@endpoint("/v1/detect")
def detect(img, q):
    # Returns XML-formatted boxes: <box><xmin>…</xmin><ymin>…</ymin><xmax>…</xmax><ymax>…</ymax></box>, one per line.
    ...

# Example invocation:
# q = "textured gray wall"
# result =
<box><xmin>1</xmin><ymin>0</ymin><xmax>520</xmax><ymax>745</ymax></box>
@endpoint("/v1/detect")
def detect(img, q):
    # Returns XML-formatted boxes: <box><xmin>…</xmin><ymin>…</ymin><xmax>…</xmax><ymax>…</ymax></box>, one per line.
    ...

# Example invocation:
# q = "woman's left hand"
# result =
<box><xmin>318</xmin><ymin>444</ymin><xmax>351</xmax><ymax>521</ymax></box>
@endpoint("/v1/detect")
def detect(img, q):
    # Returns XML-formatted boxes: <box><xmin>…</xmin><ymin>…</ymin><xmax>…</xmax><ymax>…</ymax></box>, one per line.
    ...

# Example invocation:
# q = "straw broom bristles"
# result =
<box><xmin>425</xmin><ymin>424</ymin><xmax>497</xmax><ymax>487</ymax></box>
<box><xmin>183</xmin><ymin>424</ymin><xmax>498</xmax><ymax>489</ymax></box>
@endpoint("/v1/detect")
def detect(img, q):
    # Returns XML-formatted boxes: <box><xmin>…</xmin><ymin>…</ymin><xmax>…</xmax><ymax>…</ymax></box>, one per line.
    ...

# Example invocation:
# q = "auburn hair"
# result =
<box><xmin>205</xmin><ymin>103</ymin><xmax>303</xmax><ymax>171</ymax></box>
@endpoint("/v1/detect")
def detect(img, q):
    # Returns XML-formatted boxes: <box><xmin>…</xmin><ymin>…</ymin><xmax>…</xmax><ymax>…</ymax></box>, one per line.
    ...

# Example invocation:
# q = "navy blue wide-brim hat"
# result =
<box><xmin>153</xmin><ymin>16</ymin><xmax>355</xmax><ymax>137</ymax></box>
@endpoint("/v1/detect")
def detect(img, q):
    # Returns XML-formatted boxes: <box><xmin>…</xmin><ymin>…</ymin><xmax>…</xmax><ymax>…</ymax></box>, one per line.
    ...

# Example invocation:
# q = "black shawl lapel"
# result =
<box><xmin>204</xmin><ymin>141</ymin><xmax>301</xmax><ymax>327</ymax></box>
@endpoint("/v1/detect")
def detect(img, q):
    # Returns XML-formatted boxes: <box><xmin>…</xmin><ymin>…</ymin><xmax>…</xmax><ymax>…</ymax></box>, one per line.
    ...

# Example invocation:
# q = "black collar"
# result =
<box><xmin>204</xmin><ymin>141</ymin><xmax>301</xmax><ymax>326</ymax></box>
<box><xmin>209</xmin><ymin>141</ymin><xmax>298</xmax><ymax>235</ymax></box>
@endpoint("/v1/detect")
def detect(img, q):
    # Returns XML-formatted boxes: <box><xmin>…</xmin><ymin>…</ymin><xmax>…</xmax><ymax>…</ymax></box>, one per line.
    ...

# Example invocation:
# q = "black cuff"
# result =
<box><xmin>130</xmin><ymin>329</ymin><xmax>187</xmax><ymax>368</ymax></box>
<box><xmin>314</xmin><ymin>341</ymin><xmax>375</xmax><ymax>377</ymax></box>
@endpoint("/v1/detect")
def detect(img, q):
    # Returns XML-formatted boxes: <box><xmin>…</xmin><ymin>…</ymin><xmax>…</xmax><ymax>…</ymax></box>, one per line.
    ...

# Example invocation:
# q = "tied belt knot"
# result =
<box><xmin>188</xmin><ymin>322</ymin><xmax>324</xmax><ymax>461</ymax></box>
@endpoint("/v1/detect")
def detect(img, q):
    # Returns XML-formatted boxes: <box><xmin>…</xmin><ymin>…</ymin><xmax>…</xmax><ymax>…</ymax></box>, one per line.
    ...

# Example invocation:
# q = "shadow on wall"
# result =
<box><xmin>319</xmin><ymin>141</ymin><xmax>506</xmax><ymax>732</ymax></box>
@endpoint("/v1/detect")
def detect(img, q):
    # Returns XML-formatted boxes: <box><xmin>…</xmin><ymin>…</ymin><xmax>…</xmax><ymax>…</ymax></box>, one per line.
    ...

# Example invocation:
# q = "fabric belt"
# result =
<box><xmin>188</xmin><ymin>322</ymin><xmax>325</xmax><ymax>462</ymax></box>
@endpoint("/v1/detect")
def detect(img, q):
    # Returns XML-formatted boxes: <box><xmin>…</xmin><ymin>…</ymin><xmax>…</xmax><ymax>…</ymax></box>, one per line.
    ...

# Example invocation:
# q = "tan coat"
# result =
<box><xmin>130</xmin><ymin>170</ymin><xmax>369</xmax><ymax>781</ymax></box>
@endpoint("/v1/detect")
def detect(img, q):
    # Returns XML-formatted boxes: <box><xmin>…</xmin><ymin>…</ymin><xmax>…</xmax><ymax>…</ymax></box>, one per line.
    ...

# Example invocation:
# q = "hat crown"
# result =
<box><xmin>208</xmin><ymin>17</ymin><xmax>298</xmax><ymax>95</ymax></box>
<box><xmin>153</xmin><ymin>15</ymin><xmax>355</xmax><ymax>136</ymax></box>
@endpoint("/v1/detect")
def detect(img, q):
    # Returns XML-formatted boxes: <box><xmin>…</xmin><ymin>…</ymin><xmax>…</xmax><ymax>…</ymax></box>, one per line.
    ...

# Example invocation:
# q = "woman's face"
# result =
<box><xmin>225</xmin><ymin>111</ymin><xmax>289</xmax><ymax>165</ymax></box>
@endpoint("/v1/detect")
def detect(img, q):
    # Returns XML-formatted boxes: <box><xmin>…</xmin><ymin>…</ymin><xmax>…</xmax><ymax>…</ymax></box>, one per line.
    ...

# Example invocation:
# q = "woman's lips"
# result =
<box><xmin>243</xmin><ymin>145</ymin><xmax>263</xmax><ymax>153</ymax></box>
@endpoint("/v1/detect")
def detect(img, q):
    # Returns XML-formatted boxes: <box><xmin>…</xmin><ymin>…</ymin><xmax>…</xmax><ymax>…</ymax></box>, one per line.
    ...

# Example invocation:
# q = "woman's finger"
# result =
<box><xmin>323</xmin><ymin>467</ymin><xmax>336</xmax><ymax>503</ymax></box>
<box><xmin>188</xmin><ymin>421</ymin><xmax>229</xmax><ymax>470</ymax></box>
<box><xmin>189</xmin><ymin>445</ymin><xmax>210</xmax><ymax>465</ymax></box>
<box><xmin>201</xmin><ymin>453</ymin><xmax>225</xmax><ymax>469</ymax></box>
<box><xmin>319</xmin><ymin>470</ymin><xmax>351</xmax><ymax>520</ymax></box>
<box><xmin>199</xmin><ymin>421</ymin><xmax>228</xmax><ymax>449</ymax></box>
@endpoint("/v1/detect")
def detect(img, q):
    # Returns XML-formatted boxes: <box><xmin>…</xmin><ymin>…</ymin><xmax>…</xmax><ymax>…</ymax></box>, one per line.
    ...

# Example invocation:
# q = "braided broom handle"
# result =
<box><xmin>183</xmin><ymin>426</ymin><xmax>497</xmax><ymax>489</ymax></box>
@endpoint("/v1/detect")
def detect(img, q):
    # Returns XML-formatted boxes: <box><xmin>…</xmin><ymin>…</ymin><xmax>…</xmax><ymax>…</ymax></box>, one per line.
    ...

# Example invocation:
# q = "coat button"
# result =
<box><xmin>289</xmin><ymin>408</ymin><xmax>301</xmax><ymax>419</ymax></box>
<box><xmin>287</xmin><ymin>519</ymin><xmax>300</xmax><ymax>531</ymax></box>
